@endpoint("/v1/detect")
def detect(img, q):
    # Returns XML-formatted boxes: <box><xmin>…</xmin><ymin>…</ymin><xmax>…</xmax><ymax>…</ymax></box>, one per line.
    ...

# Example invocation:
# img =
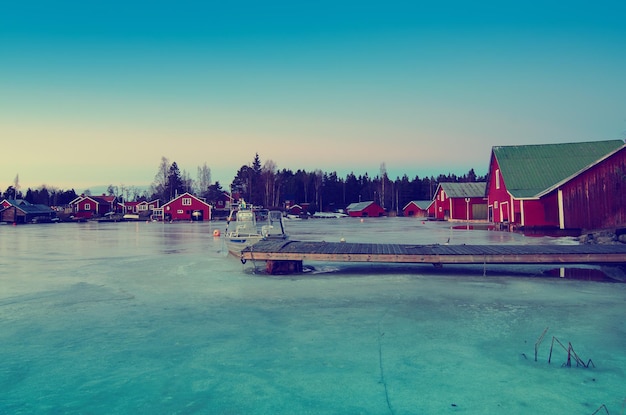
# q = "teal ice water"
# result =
<box><xmin>1</xmin><ymin>219</ymin><xmax>624</xmax><ymax>414</ymax></box>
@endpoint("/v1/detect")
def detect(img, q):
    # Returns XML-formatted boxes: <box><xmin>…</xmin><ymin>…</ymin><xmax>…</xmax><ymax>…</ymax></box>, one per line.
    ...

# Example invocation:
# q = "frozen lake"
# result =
<box><xmin>1</xmin><ymin>218</ymin><xmax>624</xmax><ymax>414</ymax></box>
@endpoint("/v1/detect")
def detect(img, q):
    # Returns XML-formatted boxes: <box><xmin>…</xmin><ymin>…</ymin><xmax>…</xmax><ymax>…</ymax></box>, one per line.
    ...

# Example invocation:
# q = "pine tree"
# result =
<box><xmin>165</xmin><ymin>162</ymin><xmax>184</xmax><ymax>200</ymax></box>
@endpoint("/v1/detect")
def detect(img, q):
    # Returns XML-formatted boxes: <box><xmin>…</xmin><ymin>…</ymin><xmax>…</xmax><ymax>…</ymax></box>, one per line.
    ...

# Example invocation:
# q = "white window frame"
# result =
<box><xmin>182</xmin><ymin>198</ymin><xmax>192</xmax><ymax>206</ymax></box>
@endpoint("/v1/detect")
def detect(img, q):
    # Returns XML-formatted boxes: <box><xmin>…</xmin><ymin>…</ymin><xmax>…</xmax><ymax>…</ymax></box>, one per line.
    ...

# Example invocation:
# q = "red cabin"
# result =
<box><xmin>432</xmin><ymin>182</ymin><xmax>487</xmax><ymax>221</ymax></box>
<box><xmin>402</xmin><ymin>200</ymin><xmax>434</xmax><ymax>218</ymax></box>
<box><xmin>214</xmin><ymin>192</ymin><xmax>233</xmax><ymax>211</ymax></box>
<box><xmin>69</xmin><ymin>194</ymin><xmax>118</xmax><ymax>219</ymax></box>
<box><xmin>345</xmin><ymin>201</ymin><xmax>385</xmax><ymax>217</ymax></box>
<box><xmin>159</xmin><ymin>192</ymin><xmax>211</xmax><ymax>221</ymax></box>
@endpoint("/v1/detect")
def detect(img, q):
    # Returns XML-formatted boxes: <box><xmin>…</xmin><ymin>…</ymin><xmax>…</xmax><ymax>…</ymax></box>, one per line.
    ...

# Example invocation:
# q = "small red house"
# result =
<box><xmin>157</xmin><ymin>192</ymin><xmax>211</xmax><ymax>221</ymax></box>
<box><xmin>69</xmin><ymin>194</ymin><xmax>118</xmax><ymax>219</ymax></box>
<box><xmin>287</xmin><ymin>204</ymin><xmax>304</xmax><ymax>215</ymax></box>
<box><xmin>345</xmin><ymin>201</ymin><xmax>385</xmax><ymax>217</ymax></box>
<box><xmin>214</xmin><ymin>192</ymin><xmax>233</xmax><ymax>212</ymax></box>
<box><xmin>284</xmin><ymin>203</ymin><xmax>312</xmax><ymax>216</ymax></box>
<box><xmin>486</xmin><ymin>140</ymin><xmax>626</xmax><ymax>230</ymax></box>
<box><xmin>432</xmin><ymin>182</ymin><xmax>487</xmax><ymax>221</ymax></box>
<box><xmin>402</xmin><ymin>200</ymin><xmax>434</xmax><ymax>218</ymax></box>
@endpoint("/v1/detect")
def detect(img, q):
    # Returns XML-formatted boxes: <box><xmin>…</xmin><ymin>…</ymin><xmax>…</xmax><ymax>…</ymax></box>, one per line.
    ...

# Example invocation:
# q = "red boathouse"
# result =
<box><xmin>158</xmin><ymin>192</ymin><xmax>212</xmax><ymax>221</ymax></box>
<box><xmin>345</xmin><ymin>201</ymin><xmax>385</xmax><ymax>217</ymax></box>
<box><xmin>486</xmin><ymin>139</ymin><xmax>626</xmax><ymax>231</ymax></box>
<box><xmin>432</xmin><ymin>182</ymin><xmax>487</xmax><ymax>221</ymax></box>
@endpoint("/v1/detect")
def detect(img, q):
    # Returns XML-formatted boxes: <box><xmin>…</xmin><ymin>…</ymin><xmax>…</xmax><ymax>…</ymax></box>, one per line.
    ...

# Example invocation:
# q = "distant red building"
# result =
<box><xmin>214</xmin><ymin>192</ymin><xmax>233</xmax><ymax>212</ymax></box>
<box><xmin>287</xmin><ymin>204</ymin><xmax>304</xmax><ymax>215</ymax></box>
<box><xmin>432</xmin><ymin>182</ymin><xmax>487</xmax><ymax>221</ymax></box>
<box><xmin>69</xmin><ymin>194</ymin><xmax>118</xmax><ymax>219</ymax></box>
<box><xmin>402</xmin><ymin>200</ymin><xmax>434</xmax><ymax>218</ymax></box>
<box><xmin>156</xmin><ymin>192</ymin><xmax>211</xmax><ymax>221</ymax></box>
<box><xmin>345</xmin><ymin>201</ymin><xmax>385</xmax><ymax>217</ymax></box>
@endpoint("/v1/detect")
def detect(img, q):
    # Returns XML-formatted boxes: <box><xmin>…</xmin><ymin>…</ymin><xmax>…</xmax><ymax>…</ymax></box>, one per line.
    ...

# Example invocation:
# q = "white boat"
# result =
<box><xmin>224</xmin><ymin>204</ymin><xmax>287</xmax><ymax>256</ymax></box>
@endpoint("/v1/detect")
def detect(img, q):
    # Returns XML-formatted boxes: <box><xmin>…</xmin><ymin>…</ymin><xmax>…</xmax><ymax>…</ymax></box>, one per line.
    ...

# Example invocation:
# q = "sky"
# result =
<box><xmin>1</xmin><ymin>1</ymin><xmax>626</xmax><ymax>193</ymax></box>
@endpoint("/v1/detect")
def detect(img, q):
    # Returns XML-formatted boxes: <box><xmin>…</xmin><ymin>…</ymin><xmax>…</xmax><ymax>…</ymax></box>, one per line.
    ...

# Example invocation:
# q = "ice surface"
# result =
<box><xmin>0</xmin><ymin>219</ymin><xmax>624</xmax><ymax>414</ymax></box>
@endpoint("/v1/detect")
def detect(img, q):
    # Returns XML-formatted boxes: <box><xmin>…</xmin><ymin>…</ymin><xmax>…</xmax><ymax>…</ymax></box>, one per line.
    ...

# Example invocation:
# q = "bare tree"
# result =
<box><xmin>262</xmin><ymin>160</ymin><xmax>277</xmax><ymax>208</ymax></box>
<box><xmin>119</xmin><ymin>184</ymin><xmax>128</xmax><ymax>202</ymax></box>
<box><xmin>379</xmin><ymin>162</ymin><xmax>387</xmax><ymax>209</ymax></box>
<box><xmin>152</xmin><ymin>156</ymin><xmax>170</xmax><ymax>200</ymax></box>
<box><xmin>13</xmin><ymin>174</ymin><xmax>20</xmax><ymax>198</ymax></box>
<box><xmin>313</xmin><ymin>169</ymin><xmax>323</xmax><ymax>211</ymax></box>
<box><xmin>107</xmin><ymin>184</ymin><xmax>118</xmax><ymax>197</ymax></box>
<box><xmin>181</xmin><ymin>170</ymin><xmax>193</xmax><ymax>194</ymax></box>
<box><xmin>196</xmin><ymin>163</ymin><xmax>211</xmax><ymax>197</ymax></box>
<box><xmin>118</xmin><ymin>184</ymin><xmax>135</xmax><ymax>202</ymax></box>
<box><xmin>128</xmin><ymin>185</ymin><xmax>141</xmax><ymax>201</ymax></box>
<box><xmin>273</xmin><ymin>171</ymin><xmax>284</xmax><ymax>208</ymax></box>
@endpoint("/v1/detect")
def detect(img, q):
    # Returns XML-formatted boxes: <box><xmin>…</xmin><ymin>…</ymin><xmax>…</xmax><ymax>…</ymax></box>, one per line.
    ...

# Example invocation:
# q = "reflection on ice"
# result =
<box><xmin>0</xmin><ymin>219</ymin><xmax>624</xmax><ymax>414</ymax></box>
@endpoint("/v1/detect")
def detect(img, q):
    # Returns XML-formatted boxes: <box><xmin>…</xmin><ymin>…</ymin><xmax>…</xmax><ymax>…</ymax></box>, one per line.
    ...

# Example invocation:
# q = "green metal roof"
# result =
<box><xmin>493</xmin><ymin>140</ymin><xmax>625</xmax><ymax>198</ymax></box>
<box><xmin>2</xmin><ymin>199</ymin><xmax>54</xmax><ymax>214</ymax></box>
<box><xmin>19</xmin><ymin>204</ymin><xmax>55</xmax><ymax>214</ymax></box>
<box><xmin>439</xmin><ymin>182</ymin><xmax>486</xmax><ymax>198</ymax></box>
<box><xmin>406</xmin><ymin>200</ymin><xmax>433</xmax><ymax>210</ymax></box>
<box><xmin>346</xmin><ymin>201</ymin><xmax>376</xmax><ymax>212</ymax></box>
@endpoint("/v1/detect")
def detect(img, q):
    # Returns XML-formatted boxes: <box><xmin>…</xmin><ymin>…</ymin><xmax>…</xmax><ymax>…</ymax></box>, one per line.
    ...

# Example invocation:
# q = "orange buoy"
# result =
<box><xmin>213</xmin><ymin>229</ymin><xmax>221</xmax><ymax>237</ymax></box>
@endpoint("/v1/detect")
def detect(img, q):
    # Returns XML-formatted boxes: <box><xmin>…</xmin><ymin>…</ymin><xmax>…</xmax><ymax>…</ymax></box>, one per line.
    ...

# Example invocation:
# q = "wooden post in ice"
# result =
<box><xmin>266</xmin><ymin>260</ymin><xmax>303</xmax><ymax>275</ymax></box>
<box><xmin>535</xmin><ymin>327</ymin><xmax>549</xmax><ymax>362</ymax></box>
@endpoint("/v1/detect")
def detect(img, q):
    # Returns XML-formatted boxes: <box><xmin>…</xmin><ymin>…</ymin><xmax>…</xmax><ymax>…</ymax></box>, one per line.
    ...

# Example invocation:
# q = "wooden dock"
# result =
<box><xmin>240</xmin><ymin>240</ymin><xmax>626</xmax><ymax>274</ymax></box>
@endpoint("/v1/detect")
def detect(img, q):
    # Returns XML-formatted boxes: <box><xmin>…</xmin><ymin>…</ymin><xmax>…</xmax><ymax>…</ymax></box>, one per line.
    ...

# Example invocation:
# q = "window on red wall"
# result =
<box><xmin>495</xmin><ymin>169</ymin><xmax>500</xmax><ymax>189</ymax></box>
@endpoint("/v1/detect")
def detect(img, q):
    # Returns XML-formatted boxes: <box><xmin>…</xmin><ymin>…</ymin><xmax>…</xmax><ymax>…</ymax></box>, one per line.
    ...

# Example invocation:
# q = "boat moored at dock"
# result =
<box><xmin>224</xmin><ymin>201</ymin><xmax>287</xmax><ymax>256</ymax></box>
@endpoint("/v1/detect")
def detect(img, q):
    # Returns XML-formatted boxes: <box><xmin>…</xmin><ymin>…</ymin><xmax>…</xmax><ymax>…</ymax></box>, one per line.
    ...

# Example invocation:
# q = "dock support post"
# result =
<box><xmin>266</xmin><ymin>260</ymin><xmax>303</xmax><ymax>275</ymax></box>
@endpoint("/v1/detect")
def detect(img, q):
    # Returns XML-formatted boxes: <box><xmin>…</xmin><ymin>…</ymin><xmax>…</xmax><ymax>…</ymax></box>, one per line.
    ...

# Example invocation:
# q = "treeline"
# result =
<box><xmin>2</xmin><ymin>185</ymin><xmax>78</xmax><ymax>207</ymax></box>
<box><xmin>229</xmin><ymin>154</ymin><xmax>485</xmax><ymax>213</ymax></box>
<box><xmin>3</xmin><ymin>154</ymin><xmax>485</xmax><ymax>213</ymax></box>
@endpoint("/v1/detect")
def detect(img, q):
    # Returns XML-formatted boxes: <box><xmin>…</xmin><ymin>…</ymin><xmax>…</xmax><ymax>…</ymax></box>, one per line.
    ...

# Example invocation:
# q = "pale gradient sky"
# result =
<box><xmin>2</xmin><ymin>1</ymin><xmax>625</xmax><ymax>193</ymax></box>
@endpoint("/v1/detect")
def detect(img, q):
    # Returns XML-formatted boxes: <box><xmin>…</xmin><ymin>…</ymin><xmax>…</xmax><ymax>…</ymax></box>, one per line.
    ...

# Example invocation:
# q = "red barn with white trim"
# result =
<box><xmin>486</xmin><ymin>140</ymin><xmax>626</xmax><ymax>230</ymax></box>
<box><xmin>69</xmin><ymin>194</ymin><xmax>117</xmax><ymax>219</ymax></box>
<box><xmin>432</xmin><ymin>182</ymin><xmax>487</xmax><ymax>221</ymax></box>
<box><xmin>160</xmin><ymin>192</ymin><xmax>211</xmax><ymax>221</ymax></box>
<box><xmin>345</xmin><ymin>201</ymin><xmax>385</xmax><ymax>217</ymax></box>
<box><xmin>402</xmin><ymin>200</ymin><xmax>434</xmax><ymax>218</ymax></box>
